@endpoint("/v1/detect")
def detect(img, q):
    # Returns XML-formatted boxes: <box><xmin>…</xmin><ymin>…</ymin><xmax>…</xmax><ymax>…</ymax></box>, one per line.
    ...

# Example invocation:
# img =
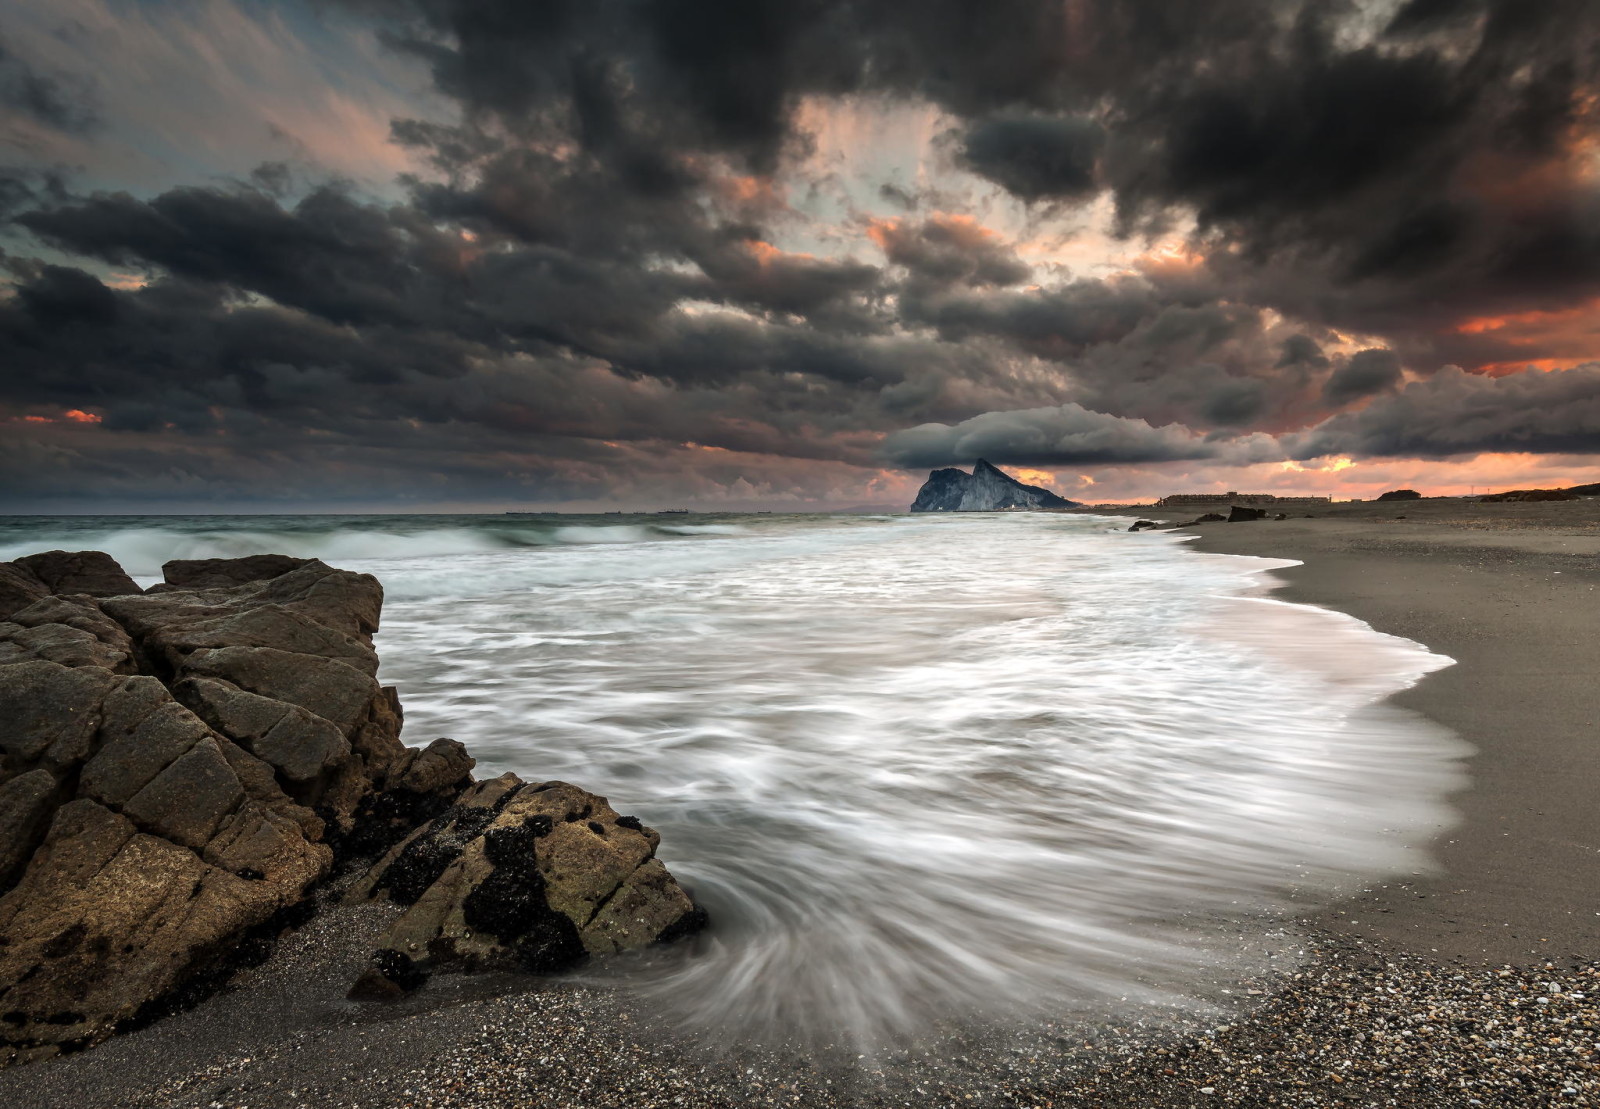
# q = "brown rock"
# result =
<box><xmin>0</xmin><ymin>564</ymin><xmax>49</xmax><ymax>621</ymax></box>
<box><xmin>398</xmin><ymin>738</ymin><xmax>475</xmax><ymax>796</ymax></box>
<box><xmin>0</xmin><ymin>552</ymin><xmax>692</xmax><ymax>1066</ymax></box>
<box><xmin>0</xmin><ymin>770</ymin><xmax>58</xmax><ymax>889</ymax></box>
<box><xmin>179</xmin><ymin>646</ymin><xmax>377</xmax><ymax>735</ymax></box>
<box><xmin>139</xmin><ymin>604</ymin><xmax>378</xmax><ymax>677</ymax></box>
<box><xmin>0</xmin><ymin>799</ymin><xmax>322</xmax><ymax>1066</ymax></box>
<box><xmin>350</xmin><ymin>778</ymin><xmax>703</xmax><ymax>996</ymax></box>
<box><xmin>160</xmin><ymin>554</ymin><xmax>311</xmax><ymax>589</ymax></box>
<box><xmin>174</xmin><ymin>676</ymin><xmax>351</xmax><ymax>786</ymax></box>
<box><xmin>0</xmin><ymin>661</ymin><xmax>122</xmax><ymax>773</ymax></box>
<box><xmin>13</xmin><ymin>551</ymin><xmax>141</xmax><ymax>598</ymax></box>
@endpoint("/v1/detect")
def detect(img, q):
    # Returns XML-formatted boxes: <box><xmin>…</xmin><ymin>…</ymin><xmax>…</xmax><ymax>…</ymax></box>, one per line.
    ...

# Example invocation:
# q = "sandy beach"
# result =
<box><xmin>1173</xmin><ymin>498</ymin><xmax>1600</xmax><ymax>967</ymax></box>
<box><xmin>4</xmin><ymin>504</ymin><xmax>1599</xmax><ymax>1108</ymax></box>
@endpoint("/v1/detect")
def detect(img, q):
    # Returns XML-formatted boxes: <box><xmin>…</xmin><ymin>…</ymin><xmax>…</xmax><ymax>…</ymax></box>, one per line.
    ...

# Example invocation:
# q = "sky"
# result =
<box><xmin>4</xmin><ymin>0</ymin><xmax>1600</xmax><ymax>511</ymax></box>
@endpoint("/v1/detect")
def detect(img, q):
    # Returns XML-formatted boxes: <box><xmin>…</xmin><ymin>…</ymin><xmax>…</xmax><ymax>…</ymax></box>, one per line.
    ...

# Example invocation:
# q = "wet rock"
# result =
<box><xmin>349</xmin><ymin>778</ymin><xmax>704</xmax><ymax>996</ymax></box>
<box><xmin>0</xmin><ymin>798</ymin><xmax>324</xmax><ymax>1067</ymax></box>
<box><xmin>13</xmin><ymin>551</ymin><xmax>141</xmax><ymax>599</ymax></box>
<box><xmin>1127</xmin><ymin>520</ymin><xmax>1159</xmax><ymax>532</ymax></box>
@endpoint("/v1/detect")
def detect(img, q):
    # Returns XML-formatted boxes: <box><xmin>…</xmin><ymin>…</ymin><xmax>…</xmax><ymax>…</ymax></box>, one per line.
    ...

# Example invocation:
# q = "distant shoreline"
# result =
<box><xmin>1105</xmin><ymin>497</ymin><xmax>1600</xmax><ymax>965</ymax></box>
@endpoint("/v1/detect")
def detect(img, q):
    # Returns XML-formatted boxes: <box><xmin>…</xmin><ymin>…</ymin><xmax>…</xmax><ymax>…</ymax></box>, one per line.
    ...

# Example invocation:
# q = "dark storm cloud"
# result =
<box><xmin>1322</xmin><ymin>348</ymin><xmax>1404</xmax><ymax>407</ymax></box>
<box><xmin>1291</xmin><ymin>364</ymin><xmax>1600</xmax><ymax>460</ymax></box>
<box><xmin>6</xmin><ymin>0</ymin><xmax>1600</xmax><ymax>505</ymax></box>
<box><xmin>870</xmin><ymin>215</ymin><xmax>1032</xmax><ymax>290</ymax></box>
<box><xmin>960</xmin><ymin>115</ymin><xmax>1103</xmax><ymax>202</ymax></box>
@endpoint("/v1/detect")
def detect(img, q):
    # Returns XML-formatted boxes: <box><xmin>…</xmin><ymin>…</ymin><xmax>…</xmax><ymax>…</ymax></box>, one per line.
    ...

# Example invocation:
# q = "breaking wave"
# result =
<box><xmin>0</xmin><ymin>510</ymin><xmax>1466</xmax><ymax>1045</ymax></box>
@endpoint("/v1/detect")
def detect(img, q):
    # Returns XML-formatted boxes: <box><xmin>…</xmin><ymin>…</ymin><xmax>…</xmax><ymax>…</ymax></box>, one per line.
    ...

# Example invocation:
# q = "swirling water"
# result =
<box><xmin>0</xmin><ymin>511</ymin><xmax>1465</xmax><ymax>1044</ymax></box>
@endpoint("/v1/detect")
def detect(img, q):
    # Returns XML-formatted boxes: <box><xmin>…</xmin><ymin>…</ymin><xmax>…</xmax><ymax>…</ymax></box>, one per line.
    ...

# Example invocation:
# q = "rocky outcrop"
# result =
<box><xmin>909</xmin><ymin>459</ymin><xmax>1079</xmax><ymax>512</ymax></box>
<box><xmin>12</xmin><ymin>551</ymin><xmax>141</xmax><ymax>599</ymax></box>
<box><xmin>347</xmin><ymin>777</ymin><xmax>704</xmax><ymax>999</ymax></box>
<box><xmin>0</xmin><ymin>551</ymin><xmax>703</xmax><ymax>1067</ymax></box>
<box><xmin>1227</xmin><ymin>505</ymin><xmax>1267</xmax><ymax>522</ymax></box>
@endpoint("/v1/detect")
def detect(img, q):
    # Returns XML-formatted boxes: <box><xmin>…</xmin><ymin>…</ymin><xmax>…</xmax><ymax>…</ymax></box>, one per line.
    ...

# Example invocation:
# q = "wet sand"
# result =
<box><xmin>5</xmin><ymin>499</ymin><xmax>1600</xmax><ymax>1107</ymax></box>
<box><xmin>1165</xmin><ymin>498</ymin><xmax>1600</xmax><ymax>965</ymax></box>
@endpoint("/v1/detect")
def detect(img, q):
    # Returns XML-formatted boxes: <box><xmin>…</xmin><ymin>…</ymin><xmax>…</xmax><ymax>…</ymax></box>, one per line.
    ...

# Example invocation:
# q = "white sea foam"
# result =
<box><xmin>0</xmin><ymin>511</ymin><xmax>1464</xmax><ymax>1043</ymax></box>
<box><xmin>363</xmin><ymin>512</ymin><xmax>1465</xmax><ymax>1044</ymax></box>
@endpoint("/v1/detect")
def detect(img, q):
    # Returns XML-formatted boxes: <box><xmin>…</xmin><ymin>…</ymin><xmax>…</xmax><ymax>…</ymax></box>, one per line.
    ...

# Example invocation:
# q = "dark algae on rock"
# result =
<box><xmin>346</xmin><ymin>777</ymin><xmax>701</xmax><ymax>997</ymax></box>
<box><xmin>0</xmin><ymin>551</ymin><xmax>704</xmax><ymax>1067</ymax></box>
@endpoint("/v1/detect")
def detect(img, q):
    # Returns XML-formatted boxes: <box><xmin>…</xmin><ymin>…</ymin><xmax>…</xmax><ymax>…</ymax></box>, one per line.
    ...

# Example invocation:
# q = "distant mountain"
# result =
<box><xmin>909</xmin><ymin>459</ymin><xmax>1080</xmax><ymax>512</ymax></box>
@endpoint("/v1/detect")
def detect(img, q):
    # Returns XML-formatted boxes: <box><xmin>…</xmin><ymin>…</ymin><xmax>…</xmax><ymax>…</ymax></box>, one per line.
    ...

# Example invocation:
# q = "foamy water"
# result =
<box><xmin>0</xmin><ymin>511</ymin><xmax>1465</xmax><ymax>1044</ymax></box>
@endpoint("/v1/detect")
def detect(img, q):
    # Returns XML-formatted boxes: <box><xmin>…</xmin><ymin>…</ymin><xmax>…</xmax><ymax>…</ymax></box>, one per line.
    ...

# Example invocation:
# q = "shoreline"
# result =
<box><xmin>4</xmin><ymin>512</ymin><xmax>1600</xmax><ymax>1106</ymax></box>
<box><xmin>1167</xmin><ymin>507</ymin><xmax>1600</xmax><ymax>967</ymax></box>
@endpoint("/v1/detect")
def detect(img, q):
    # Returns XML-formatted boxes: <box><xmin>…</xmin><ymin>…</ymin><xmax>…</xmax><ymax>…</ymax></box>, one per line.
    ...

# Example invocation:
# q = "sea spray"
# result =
<box><xmin>0</xmin><ymin>510</ymin><xmax>1466</xmax><ymax>1045</ymax></box>
<box><xmin>368</xmin><ymin>513</ymin><xmax>1464</xmax><ymax>1043</ymax></box>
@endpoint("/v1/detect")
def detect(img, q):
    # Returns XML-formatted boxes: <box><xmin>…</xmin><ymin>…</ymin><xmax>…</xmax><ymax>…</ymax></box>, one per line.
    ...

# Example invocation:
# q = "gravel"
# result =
<box><xmin>8</xmin><ymin>922</ymin><xmax>1595</xmax><ymax>1109</ymax></box>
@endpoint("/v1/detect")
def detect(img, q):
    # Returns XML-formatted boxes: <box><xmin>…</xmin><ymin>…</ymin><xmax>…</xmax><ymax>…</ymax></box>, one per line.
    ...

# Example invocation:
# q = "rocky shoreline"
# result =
<box><xmin>0</xmin><ymin>551</ymin><xmax>703</xmax><ymax>1067</ymax></box>
<box><xmin>4</xmin><ymin>537</ymin><xmax>1600</xmax><ymax>1106</ymax></box>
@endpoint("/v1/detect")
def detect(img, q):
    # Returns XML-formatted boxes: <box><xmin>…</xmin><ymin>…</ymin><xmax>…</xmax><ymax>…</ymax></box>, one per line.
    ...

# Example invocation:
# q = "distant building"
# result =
<box><xmin>1155</xmin><ymin>491</ymin><xmax>1332</xmax><ymax>507</ymax></box>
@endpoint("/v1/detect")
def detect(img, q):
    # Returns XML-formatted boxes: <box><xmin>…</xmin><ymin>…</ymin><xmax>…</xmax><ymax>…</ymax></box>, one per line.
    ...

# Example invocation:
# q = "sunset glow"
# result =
<box><xmin>2</xmin><ymin>0</ymin><xmax>1598</xmax><ymax>511</ymax></box>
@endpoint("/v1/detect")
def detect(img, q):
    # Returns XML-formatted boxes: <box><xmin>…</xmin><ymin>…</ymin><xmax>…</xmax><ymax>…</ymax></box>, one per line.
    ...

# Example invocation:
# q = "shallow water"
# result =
<box><xmin>0</xmin><ymin>511</ymin><xmax>1466</xmax><ymax>1045</ymax></box>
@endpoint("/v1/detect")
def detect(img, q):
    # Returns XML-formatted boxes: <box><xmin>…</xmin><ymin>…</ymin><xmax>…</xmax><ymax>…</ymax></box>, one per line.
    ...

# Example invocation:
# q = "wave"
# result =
<box><xmin>0</xmin><ymin>516</ymin><xmax>763</xmax><ymax>580</ymax></box>
<box><xmin>370</xmin><ymin>513</ymin><xmax>1465</xmax><ymax>1046</ymax></box>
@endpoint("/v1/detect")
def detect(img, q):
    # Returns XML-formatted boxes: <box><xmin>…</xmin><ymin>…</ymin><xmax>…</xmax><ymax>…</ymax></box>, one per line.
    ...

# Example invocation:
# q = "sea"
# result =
<box><xmin>0</xmin><ymin>510</ymin><xmax>1466</xmax><ymax>1044</ymax></box>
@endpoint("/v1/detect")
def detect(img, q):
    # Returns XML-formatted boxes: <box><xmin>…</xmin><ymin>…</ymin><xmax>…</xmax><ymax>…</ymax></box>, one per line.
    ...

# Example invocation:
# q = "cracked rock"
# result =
<box><xmin>0</xmin><ymin>549</ymin><xmax>703</xmax><ymax>1068</ymax></box>
<box><xmin>348</xmin><ymin>777</ymin><xmax>705</xmax><ymax>998</ymax></box>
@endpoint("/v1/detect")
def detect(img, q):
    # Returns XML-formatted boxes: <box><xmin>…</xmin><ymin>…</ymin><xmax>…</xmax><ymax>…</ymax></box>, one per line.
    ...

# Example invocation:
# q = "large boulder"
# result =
<box><xmin>0</xmin><ymin>549</ymin><xmax>700</xmax><ymax>1068</ymax></box>
<box><xmin>100</xmin><ymin>560</ymin><xmax>405</xmax><ymax>825</ymax></box>
<box><xmin>0</xmin><ymin>552</ymin><xmax>470</xmax><ymax>1066</ymax></box>
<box><xmin>347</xmin><ymin>776</ymin><xmax>704</xmax><ymax>999</ymax></box>
<box><xmin>12</xmin><ymin>551</ymin><xmax>141</xmax><ymax>599</ymax></box>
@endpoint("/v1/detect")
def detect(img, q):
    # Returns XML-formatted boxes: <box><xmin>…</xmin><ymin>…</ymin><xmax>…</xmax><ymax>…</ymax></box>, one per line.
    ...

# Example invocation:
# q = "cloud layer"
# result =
<box><xmin>3</xmin><ymin>0</ymin><xmax>1600</xmax><ymax>506</ymax></box>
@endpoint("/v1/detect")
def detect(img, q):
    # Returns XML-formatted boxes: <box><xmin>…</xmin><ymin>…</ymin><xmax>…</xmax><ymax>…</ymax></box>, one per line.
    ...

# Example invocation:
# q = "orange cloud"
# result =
<box><xmin>866</xmin><ymin>212</ymin><xmax>1008</xmax><ymax>256</ymax></box>
<box><xmin>11</xmin><ymin>409</ymin><xmax>103</xmax><ymax>425</ymax></box>
<box><xmin>714</xmin><ymin>174</ymin><xmax>786</xmax><ymax>215</ymax></box>
<box><xmin>1448</xmin><ymin>296</ymin><xmax>1600</xmax><ymax>374</ymax></box>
